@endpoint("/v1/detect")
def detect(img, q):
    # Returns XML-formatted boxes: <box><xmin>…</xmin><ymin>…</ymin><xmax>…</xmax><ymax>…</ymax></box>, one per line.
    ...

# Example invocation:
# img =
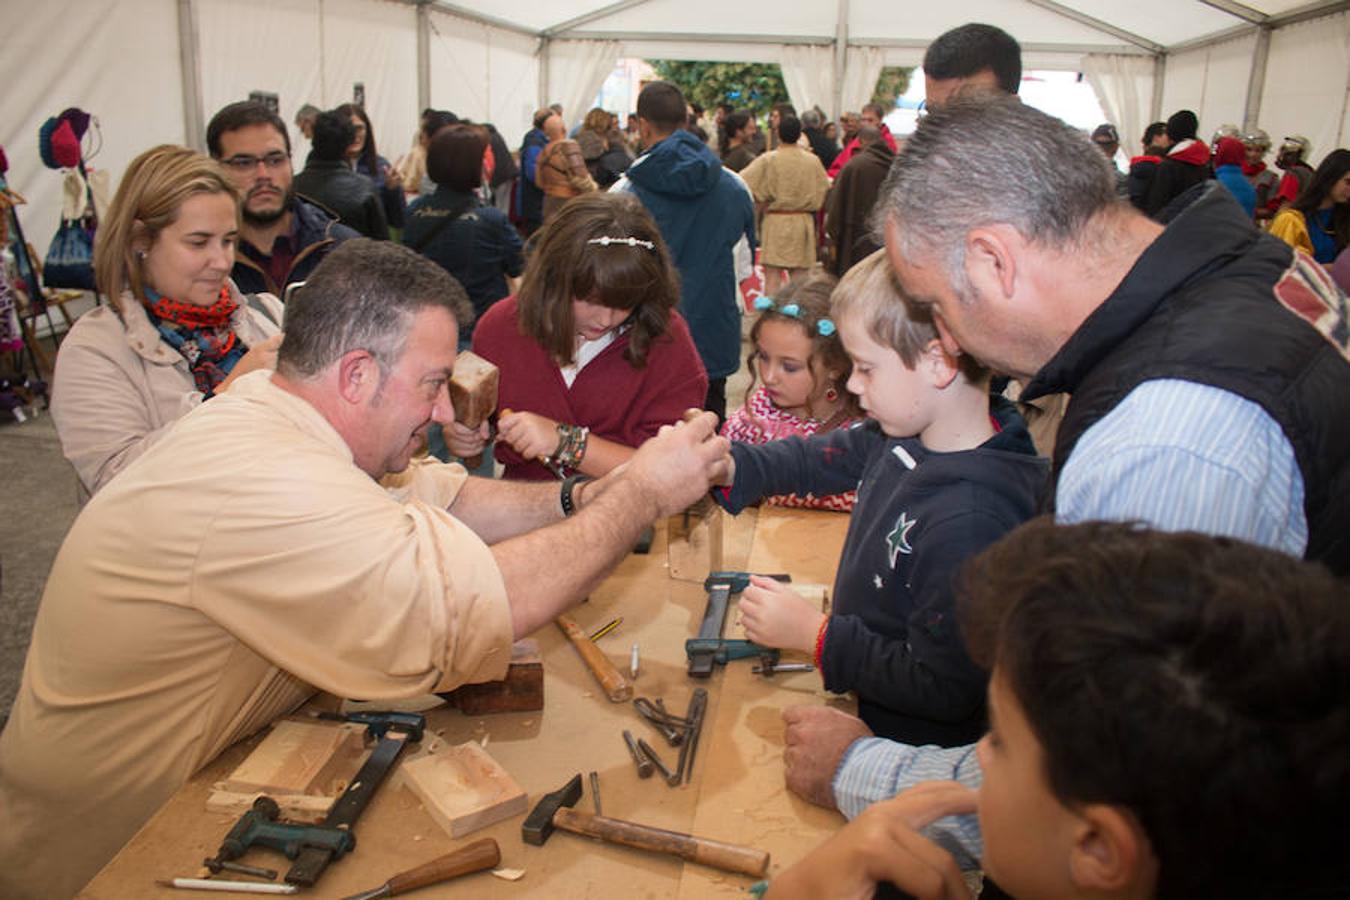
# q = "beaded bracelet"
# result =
<box><xmin>551</xmin><ymin>423</ymin><xmax>589</xmax><ymax>470</ymax></box>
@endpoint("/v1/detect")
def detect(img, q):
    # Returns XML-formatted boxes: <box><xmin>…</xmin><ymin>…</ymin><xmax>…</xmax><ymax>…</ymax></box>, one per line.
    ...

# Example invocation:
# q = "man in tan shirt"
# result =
<box><xmin>0</xmin><ymin>240</ymin><xmax>731</xmax><ymax>899</ymax></box>
<box><xmin>740</xmin><ymin>114</ymin><xmax>831</xmax><ymax>296</ymax></box>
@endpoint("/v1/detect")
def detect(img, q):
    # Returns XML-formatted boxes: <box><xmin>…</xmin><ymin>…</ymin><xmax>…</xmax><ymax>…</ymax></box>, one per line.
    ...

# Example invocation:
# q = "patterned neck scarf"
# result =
<box><xmin>144</xmin><ymin>286</ymin><xmax>248</xmax><ymax>396</ymax></box>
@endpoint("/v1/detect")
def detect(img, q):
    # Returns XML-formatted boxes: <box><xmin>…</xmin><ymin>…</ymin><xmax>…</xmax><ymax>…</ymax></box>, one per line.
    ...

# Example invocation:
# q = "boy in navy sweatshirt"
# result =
<box><xmin>716</xmin><ymin>250</ymin><xmax>1047</xmax><ymax>747</ymax></box>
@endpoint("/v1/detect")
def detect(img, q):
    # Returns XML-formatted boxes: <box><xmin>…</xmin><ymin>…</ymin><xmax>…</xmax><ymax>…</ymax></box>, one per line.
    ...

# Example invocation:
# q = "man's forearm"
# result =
<box><xmin>489</xmin><ymin>474</ymin><xmax>659</xmax><ymax>638</ymax></box>
<box><xmin>449</xmin><ymin>476</ymin><xmax>565</xmax><ymax>544</ymax></box>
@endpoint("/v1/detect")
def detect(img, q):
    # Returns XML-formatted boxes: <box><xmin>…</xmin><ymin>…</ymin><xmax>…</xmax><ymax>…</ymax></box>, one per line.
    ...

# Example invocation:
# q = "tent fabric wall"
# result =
<box><xmin>1259</xmin><ymin>11</ymin><xmax>1350</xmax><ymax>167</ymax></box>
<box><xmin>545</xmin><ymin>40</ymin><xmax>622</xmax><ymax>132</ymax></box>
<box><xmin>1159</xmin><ymin>32</ymin><xmax>1259</xmax><ymax>144</ymax></box>
<box><xmin>1</xmin><ymin>0</ymin><xmax>185</xmax><ymax>282</ymax></box>
<box><xmin>780</xmin><ymin>45</ymin><xmax>835</xmax><ymax>120</ymax></box>
<box><xmin>1083</xmin><ymin>53</ymin><xmax>1156</xmax><ymax>156</ymax></box>
<box><xmin>840</xmin><ymin>46</ymin><xmax>886</xmax><ymax>117</ymax></box>
<box><xmin>426</xmin><ymin>9</ymin><xmax>538</xmax><ymax>145</ymax></box>
<box><xmin>197</xmin><ymin>0</ymin><xmax>418</xmax><ymax>177</ymax></box>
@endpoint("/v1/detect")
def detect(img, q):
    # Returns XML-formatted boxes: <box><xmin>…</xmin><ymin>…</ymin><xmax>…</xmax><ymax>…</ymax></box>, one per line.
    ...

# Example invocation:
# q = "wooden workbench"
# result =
<box><xmin>80</xmin><ymin>508</ymin><xmax>853</xmax><ymax>899</ymax></box>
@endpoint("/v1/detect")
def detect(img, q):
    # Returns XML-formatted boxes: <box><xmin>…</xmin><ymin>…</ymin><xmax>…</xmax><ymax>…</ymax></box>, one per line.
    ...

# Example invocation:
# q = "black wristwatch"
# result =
<box><xmin>560</xmin><ymin>473</ymin><xmax>591</xmax><ymax>517</ymax></box>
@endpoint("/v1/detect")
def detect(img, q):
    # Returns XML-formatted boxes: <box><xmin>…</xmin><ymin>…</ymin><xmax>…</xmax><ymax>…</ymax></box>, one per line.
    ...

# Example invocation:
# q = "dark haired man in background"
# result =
<box><xmin>207</xmin><ymin>100</ymin><xmax>358</xmax><ymax>296</ymax></box>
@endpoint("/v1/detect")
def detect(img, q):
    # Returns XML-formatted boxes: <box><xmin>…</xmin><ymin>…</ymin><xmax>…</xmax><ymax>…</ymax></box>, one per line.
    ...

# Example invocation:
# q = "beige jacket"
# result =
<box><xmin>0</xmin><ymin>371</ymin><xmax>513</xmax><ymax>899</ymax></box>
<box><xmin>50</xmin><ymin>282</ymin><xmax>282</xmax><ymax>496</ymax></box>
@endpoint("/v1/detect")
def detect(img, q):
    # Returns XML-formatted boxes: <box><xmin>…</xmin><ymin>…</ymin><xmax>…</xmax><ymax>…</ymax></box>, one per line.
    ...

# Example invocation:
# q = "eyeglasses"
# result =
<box><xmin>221</xmin><ymin>152</ymin><xmax>290</xmax><ymax>172</ymax></box>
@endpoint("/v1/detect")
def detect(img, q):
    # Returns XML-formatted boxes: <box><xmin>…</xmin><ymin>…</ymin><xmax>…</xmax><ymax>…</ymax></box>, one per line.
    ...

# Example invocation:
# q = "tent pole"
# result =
<box><xmin>538</xmin><ymin>36</ymin><xmax>551</xmax><ymax>109</ymax></box>
<box><xmin>177</xmin><ymin>0</ymin><xmax>205</xmax><ymax>151</ymax></box>
<box><xmin>417</xmin><ymin>2</ymin><xmax>431</xmax><ymax>115</ymax></box>
<box><xmin>1151</xmin><ymin>53</ymin><xmax>1165</xmax><ymax>122</ymax></box>
<box><xmin>1242</xmin><ymin>25</ymin><xmax>1272</xmax><ymax>130</ymax></box>
<box><xmin>832</xmin><ymin>0</ymin><xmax>848</xmax><ymax>123</ymax></box>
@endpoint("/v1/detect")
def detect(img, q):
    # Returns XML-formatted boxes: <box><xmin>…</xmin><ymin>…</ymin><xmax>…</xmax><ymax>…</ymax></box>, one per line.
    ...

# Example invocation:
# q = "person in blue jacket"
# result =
<box><xmin>1213</xmin><ymin>136</ymin><xmax>1257</xmax><ymax>218</ymax></box>
<box><xmin>613</xmin><ymin>81</ymin><xmax>756</xmax><ymax>422</ymax></box>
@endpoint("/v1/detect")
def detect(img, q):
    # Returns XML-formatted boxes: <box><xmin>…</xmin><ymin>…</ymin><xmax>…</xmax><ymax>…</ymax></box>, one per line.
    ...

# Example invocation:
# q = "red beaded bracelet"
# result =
<box><xmin>813</xmin><ymin>616</ymin><xmax>829</xmax><ymax>670</ymax></box>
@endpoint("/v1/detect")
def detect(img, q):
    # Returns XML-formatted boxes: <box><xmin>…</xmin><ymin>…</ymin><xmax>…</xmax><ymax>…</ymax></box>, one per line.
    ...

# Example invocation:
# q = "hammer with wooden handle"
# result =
<box><xmin>556</xmin><ymin>614</ymin><xmax>633</xmax><ymax>702</ymax></box>
<box><xmin>522</xmin><ymin>774</ymin><xmax>769</xmax><ymax>878</ymax></box>
<box><xmin>340</xmin><ymin>838</ymin><xmax>500</xmax><ymax>900</ymax></box>
<box><xmin>448</xmin><ymin>351</ymin><xmax>498</xmax><ymax>469</ymax></box>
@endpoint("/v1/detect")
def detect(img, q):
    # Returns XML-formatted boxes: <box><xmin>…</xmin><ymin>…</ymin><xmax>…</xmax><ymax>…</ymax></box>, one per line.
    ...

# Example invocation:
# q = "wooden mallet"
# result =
<box><xmin>522</xmin><ymin>774</ymin><xmax>769</xmax><ymax>877</ymax></box>
<box><xmin>556</xmin><ymin>614</ymin><xmax>633</xmax><ymax>702</ymax></box>
<box><xmin>448</xmin><ymin>351</ymin><xmax>498</xmax><ymax>469</ymax></box>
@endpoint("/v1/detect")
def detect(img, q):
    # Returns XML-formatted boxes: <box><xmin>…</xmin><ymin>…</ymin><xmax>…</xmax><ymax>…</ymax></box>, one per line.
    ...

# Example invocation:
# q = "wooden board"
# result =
<box><xmin>220</xmin><ymin>720</ymin><xmax>366</xmax><ymax>797</ymax></box>
<box><xmin>444</xmin><ymin>639</ymin><xmax>544</xmax><ymax>715</ymax></box>
<box><xmin>667</xmin><ymin>502</ymin><xmax>757</xmax><ymax>583</ymax></box>
<box><xmin>396</xmin><ymin>738</ymin><xmax>529</xmax><ymax>839</ymax></box>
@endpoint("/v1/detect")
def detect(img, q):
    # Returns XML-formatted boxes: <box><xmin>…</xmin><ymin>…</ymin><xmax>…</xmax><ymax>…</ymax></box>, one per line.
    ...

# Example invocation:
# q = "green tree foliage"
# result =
<box><xmin>648</xmin><ymin>60</ymin><xmax>914</xmax><ymax>119</ymax></box>
<box><xmin>872</xmin><ymin>67</ymin><xmax>914</xmax><ymax>109</ymax></box>
<box><xmin>647</xmin><ymin>61</ymin><xmax>789</xmax><ymax>118</ymax></box>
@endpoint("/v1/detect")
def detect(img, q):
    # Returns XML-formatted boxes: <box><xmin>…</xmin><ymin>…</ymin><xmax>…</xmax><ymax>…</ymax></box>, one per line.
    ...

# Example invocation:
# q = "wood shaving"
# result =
<box><xmin>491</xmin><ymin>867</ymin><xmax>526</xmax><ymax>881</ymax></box>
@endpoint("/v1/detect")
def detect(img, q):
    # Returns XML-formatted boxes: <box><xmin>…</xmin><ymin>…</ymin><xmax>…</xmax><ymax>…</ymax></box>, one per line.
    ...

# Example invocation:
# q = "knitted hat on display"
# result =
<box><xmin>38</xmin><ymin>108</ymin><xmax>92</xmax><ymax>169</ymax></box>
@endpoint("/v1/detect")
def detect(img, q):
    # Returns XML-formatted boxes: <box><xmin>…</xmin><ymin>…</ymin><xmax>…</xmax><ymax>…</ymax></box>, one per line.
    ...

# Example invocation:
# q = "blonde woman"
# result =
<box><xmin>52</xmin><ymin>144</ymin><xmax>282</xmax><ymax>496</ymax></box>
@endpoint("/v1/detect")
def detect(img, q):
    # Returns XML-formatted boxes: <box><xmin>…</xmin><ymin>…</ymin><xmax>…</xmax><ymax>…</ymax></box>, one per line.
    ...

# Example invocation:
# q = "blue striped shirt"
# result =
<box><xmin>832</xmin><ymin>379</ymin><xmax>1307</xmax><ymax>867</ymax></box>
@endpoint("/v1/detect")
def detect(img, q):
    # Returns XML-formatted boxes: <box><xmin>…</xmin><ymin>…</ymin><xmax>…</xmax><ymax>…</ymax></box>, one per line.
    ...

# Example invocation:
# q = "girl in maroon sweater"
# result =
<box><xmin>451</xmin><ymin>193</ymin><xmax>707</xmax><ymax>480</ymax></box>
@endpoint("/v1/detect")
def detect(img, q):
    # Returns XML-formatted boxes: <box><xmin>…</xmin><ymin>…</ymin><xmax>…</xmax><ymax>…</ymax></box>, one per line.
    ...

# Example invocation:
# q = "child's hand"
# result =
<box><xmin>498</xmin><ymin>411</ymin><xmax>559</xmax><ymax>460</ymax></box>
<box><xmin>764</xmin><ymin>782</ymin><xmax>975</xmax><ymax>900</ymax></box>
<box><xmin>738</xmin><ymin>575</ymin><xmax>825</xmax><ymax>653</ymax></box>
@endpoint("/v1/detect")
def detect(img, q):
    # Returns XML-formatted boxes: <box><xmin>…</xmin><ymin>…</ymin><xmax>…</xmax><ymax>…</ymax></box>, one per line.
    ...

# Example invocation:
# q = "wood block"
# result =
<box><xmin>220</xmin><ymin>720</ymin><xmax>366</xmax><ymax>797</ymax></box>
<box><xmin>448</xmin><ymin>351</ymin><xmax>499</xmax><ymax>428</ymax></box>
<box><xmin>397</xmin><ymin>741</ymin><xmax>528</xmax><ymax>839</ymax></box>
<box><xmin>205</xmin><ymin>790</ymin><xmax>336</xmax><ymax>824</ymax></box>
<box><xmin>441</xmin><ymin>639</ymin><xmax>544</xmax><ymax>715</ymax></box>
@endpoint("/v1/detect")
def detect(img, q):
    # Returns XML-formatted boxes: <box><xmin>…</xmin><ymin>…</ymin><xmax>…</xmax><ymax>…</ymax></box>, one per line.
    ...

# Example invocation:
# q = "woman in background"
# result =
<box><xmin>338</xmin><ymin>103</ymin><xmax>406</xmax><ymax>234</ymax></box>
<box><xmin>52</xmin><ymin>145</ymin><xmax>281</xmax><ymax>496</ymax></box>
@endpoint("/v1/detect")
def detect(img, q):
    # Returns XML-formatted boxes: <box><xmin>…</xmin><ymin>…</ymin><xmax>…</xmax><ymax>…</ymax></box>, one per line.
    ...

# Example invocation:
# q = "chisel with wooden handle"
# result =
<box><xmin>557</xmin><ymin>614</ymin><xmax>633</xmax><ymax>702</ymax></box>
<box><xmin>340</xmin><ymin>838</ymin><xmax>501</xmax><ymax>900</ymax></box>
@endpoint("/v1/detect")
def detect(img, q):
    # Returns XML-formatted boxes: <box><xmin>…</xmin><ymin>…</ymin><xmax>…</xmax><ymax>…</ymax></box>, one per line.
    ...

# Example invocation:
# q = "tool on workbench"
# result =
<box><xmin>630</xmin><ymin>643</ymin><xmax>640</xmax><ymax>679</ymax></box>
<box><xmin>589</xmin><ymin>771</ymin><xmax>603</xmax><ymax>814</ymax></box>
<box><xmin>557</xmin><ymin>613</ymin><xmax>634</xmax><ymax>701</ymax></box>
<box><xmin>282</xmin><ymin>711</ymin><xmax>424</xmax><ymax>885</ymax></box>
<box><xmin>622</xmin><ymin>729</ymin><xmax>655</xmax><ymax>778</ymax></box>
<box><xmin>522</xmin><ymin>774</ymin><xmax>770</xmax><ymax>877</ymax></box>
<box><xmin>588</xmin><ymin>616</ymin><xmax>622</xmax><ymax>642</ymax></box>
<box><xmin>205</xmin><ymin>796</ymin><xmax>355</xmax><ymax>880</ymax></box>
<box><xmin>633</xmin><ymin>696</ymin><xmax>687</xmax><ymax>746</ymax></box>
<box><xmin>674</xmin><ymin>688</ymin><xmax>708</xmax><ymax>785</ymax></box>
<box><xmin>339</xmin><ymin>838</ymin><xmax>501</xmax><ymax>900</ymax></box>
<box><xmin>202</xmin><ymin>858</ymin><xmax>278</xmax><ymax>880</ymax></box>
<box><xmin>752</xmin><ymin>661</ymin><xmax>816</xmax><ymax>675</ymax></box>
<box><xmin>686</xmin><ymin>571</ymin><xmax>789</xmax><ymax>678</ymax></box>
<box><xmin>157</xmin><ymin>877</ymin><xmax>298</xmax><ymax>894</ymax></box>
<box><xmin>635</xmin><ymin>737</ymin><xmax>681</xmax><ymax>787</ymax></box>
<box><xmin>448</xmin><ymin>351</ymin><xmax>498</xmax><ymax>469</ymax></box>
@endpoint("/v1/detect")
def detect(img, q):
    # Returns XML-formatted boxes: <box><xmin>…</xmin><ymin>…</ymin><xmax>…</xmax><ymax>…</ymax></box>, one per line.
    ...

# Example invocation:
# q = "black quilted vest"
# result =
<box><xmin>1023</xmin><ymin>186</ymin><xmax>1350</xmax><ymax>575</ymax></box>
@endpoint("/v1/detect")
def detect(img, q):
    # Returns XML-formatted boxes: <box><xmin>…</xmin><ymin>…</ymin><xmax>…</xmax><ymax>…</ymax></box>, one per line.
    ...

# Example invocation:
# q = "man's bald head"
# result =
<box><xmin>543</xmin><ymin>115</ymin><xmax>565</xmax><ymax>140</ymax></box>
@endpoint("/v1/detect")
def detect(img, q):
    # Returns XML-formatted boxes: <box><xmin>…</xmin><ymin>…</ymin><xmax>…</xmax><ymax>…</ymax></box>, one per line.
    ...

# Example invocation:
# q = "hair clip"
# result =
<box><xmin>754</xmin><ymin>295</ymin><xmax>838</xmax><ymax>338</ymax></box>
<box><xmin>587</xmin><ymin>236</ymin><xmax>655</xmax><ymax>250</ymax></box>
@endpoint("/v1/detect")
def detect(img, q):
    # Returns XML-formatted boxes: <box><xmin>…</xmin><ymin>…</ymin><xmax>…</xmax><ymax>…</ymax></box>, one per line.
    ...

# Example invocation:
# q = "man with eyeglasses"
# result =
<box><xmin>207</xmin><ymin>101</ymin><xmax>358</xmax><ymax>297</ymax></box>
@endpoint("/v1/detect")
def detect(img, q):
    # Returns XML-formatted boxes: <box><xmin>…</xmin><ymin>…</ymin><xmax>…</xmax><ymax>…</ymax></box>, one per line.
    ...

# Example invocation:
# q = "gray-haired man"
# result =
<box><xmin>781</xmin><ymin>93</ymin><xmax>1350</xmax><ymax>870</ymax></box>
